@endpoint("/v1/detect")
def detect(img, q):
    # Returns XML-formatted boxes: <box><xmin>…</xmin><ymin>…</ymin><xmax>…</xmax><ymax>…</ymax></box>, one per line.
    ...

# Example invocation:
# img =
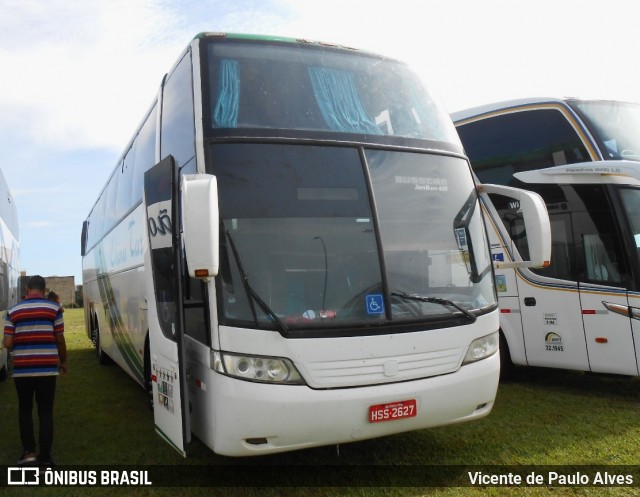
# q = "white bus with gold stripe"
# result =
<box><xmin>454</xmin><ymin>98</ymin><xmax>640</xmax><ymax>378</ymax></box>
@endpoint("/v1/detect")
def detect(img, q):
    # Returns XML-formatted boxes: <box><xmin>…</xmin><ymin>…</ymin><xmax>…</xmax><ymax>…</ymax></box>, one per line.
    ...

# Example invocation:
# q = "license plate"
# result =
<box><xmin>369</xmin><ymin>399</ymin><xmax>417</xmax><ymax>423</ymax></box>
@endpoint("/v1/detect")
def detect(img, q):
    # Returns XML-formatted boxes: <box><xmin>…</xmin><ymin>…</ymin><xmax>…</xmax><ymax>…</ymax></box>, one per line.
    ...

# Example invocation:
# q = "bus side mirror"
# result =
<box><xmin>182</xmin><ymin>174</ymin><xmax>219</xmax><ymax>279</ymax></box>
<box><xmin>478</xmin><ymin>184</ymin><xmax>551</xmax><ymax>269</ymax></box>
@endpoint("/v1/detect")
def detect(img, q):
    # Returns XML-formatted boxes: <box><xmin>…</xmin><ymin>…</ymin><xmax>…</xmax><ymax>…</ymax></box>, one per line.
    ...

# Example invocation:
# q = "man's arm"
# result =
<box><xmin>56</xmin><ymin>333</ymin><xmax>67</xmax><ymax>374</ymax></box>
<box><xmin>3</xmin><ymin>313</ymin><xmax>14</xmax><ymax>349</ymax></box>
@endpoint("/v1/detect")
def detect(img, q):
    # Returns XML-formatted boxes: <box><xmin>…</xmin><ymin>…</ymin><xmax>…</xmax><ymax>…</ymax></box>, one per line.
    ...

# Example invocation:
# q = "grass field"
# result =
<box><xmin>1</xmin><ymin>308</ymin><xmax>639</xmax><ymax>496</ymax></box>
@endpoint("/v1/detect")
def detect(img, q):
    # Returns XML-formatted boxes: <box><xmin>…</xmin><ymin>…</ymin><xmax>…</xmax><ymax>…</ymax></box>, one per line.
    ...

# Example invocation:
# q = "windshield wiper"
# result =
<box><xmin>391</xmin><ymin>291</ymin><xmax>477</xmax><ymax>322</ymax></box>
<box><xmin>225</xmin><ymin>230</ymin><xmax>289</xmax><ymax>337</ymax></box>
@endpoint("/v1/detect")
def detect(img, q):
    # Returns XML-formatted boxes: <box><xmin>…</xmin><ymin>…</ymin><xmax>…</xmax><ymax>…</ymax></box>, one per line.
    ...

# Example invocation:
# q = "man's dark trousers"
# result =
<box><xmin>14</xmin><ymin>376</ymin><xmax>56</xmax><ymax>461</ymax></box>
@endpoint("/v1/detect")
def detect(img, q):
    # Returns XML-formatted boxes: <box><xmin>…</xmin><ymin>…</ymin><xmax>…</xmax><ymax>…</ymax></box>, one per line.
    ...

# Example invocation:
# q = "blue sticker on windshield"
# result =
<box><xmin>366</xmin><ymin>294</ymin><xmax>384</xmax><ymax>315</ymax></box>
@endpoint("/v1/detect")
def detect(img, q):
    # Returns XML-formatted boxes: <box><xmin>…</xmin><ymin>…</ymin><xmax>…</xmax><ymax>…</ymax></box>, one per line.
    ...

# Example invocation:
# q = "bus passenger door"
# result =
<box><xmin>491</xmin><ymin>196</ymin><xmax>589</xmax><ymax>370</ymax></box>
<box><xmin>630</xmin><ymin>293</ymin><xmax>640</xmax><ymax>374</ymax></box>
<box><xmin>144</xmin><ymin>155</ymin><xmax>191</xmax><ymax>456</ymax></box>
<box><xmin>516</xmin><ymin>212</ymin><xmax>588</xmax><ymax>371</ymax></box>
<box><xmin>580</xmin><ymin>287</ymin><xmax>637</xmax><ymax>375</ymax></box>
<box><xmin>575</xmin><ymin>216</ymin><xmax>638</xmax><ymax>375</ymax></box>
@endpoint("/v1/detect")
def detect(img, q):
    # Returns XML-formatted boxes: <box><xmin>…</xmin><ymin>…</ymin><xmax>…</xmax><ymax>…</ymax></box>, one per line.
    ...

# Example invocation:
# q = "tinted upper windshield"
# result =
<box><xmin>571</xmin><ymin>100</ymin><xmax>640</xmax><ymax>160</ymax></box>
<box><xmin>205</xmin><ymin>39</ymin><xmax>460</xmax><ymax>145</ymax></box>
<box><xmin>211</xmin><ymin>143</ymin><xmax>496</xmax><ymax>333</ymax></box>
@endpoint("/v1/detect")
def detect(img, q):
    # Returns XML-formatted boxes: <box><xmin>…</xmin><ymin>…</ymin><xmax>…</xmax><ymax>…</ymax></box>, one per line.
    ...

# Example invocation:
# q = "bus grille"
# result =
<box><xmin>302</xmin><ymin>347</ymin><xmax>464</xmax><ymax>388</ymax></box>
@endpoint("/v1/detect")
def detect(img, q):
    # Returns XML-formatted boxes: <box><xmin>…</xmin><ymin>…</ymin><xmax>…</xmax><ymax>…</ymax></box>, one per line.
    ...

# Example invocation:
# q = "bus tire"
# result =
<box><xmin>499</xmin><ymin>331</ymin><xmax>515</xmax><ymax>381</ymax></box>
<box><xmin>94</xmin><ymin>321</ymin><xmax>112</xmax><ymax>366</ymax></box>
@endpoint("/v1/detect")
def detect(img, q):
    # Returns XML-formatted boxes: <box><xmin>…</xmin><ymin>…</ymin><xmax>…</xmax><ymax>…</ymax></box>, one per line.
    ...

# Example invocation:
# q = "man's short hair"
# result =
<box><xmin>26</xmin><ymin>275</ymin><xmax>46</xmax><ymax>292</ymax></box>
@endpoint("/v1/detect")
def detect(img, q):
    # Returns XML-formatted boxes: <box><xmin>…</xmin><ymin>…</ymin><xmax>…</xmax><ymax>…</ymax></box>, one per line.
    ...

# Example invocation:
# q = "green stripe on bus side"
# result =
<box><xmin>95</xmin><ymin>247</ymin><xmax>144</xmax><ymax>383</ymax></box>
<box><xmin>155</xmin><ymin>426</ymin><xmax>186</xmax><ymax>457</ymax></box>
<box><xmin>98</xmin><ymin>274</ymin><xmax>144</xmax><ymax>382</ymax></box>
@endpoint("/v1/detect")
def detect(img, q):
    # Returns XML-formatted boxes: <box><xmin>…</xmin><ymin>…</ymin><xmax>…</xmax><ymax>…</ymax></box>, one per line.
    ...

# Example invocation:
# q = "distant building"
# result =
<box><xmin>18</xmin><ymin>273</ymin><xmax>77</xmax><ymax>307</ymax></box>
<box><xmin>45</xmin><ymin>276</ymin><xmax>76</xmax><ymax>307</ymax></box>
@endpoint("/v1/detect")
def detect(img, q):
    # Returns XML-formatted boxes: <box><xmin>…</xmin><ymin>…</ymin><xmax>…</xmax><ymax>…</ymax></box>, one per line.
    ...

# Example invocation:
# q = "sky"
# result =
<box><xmin>1</xmin><ymin>0</ymin><xmax>639</xmax><ymax>284</ymax></box>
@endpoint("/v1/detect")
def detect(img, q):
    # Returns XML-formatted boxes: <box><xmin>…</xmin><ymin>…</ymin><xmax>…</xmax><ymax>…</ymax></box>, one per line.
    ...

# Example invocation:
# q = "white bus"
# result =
<box><xmin>453</xmin><ymin>97</ymin><xmax>640</xmax><ymax>378</ymax></box>
<box><xmin>81</xmin><ymin>33</ymin><xmax>550</xmax><ymax>456</ymax></box>
<box><xmin>0</xmin><ymin>167</ymin><xmax>20</xmax><ymax>381</ymax></box>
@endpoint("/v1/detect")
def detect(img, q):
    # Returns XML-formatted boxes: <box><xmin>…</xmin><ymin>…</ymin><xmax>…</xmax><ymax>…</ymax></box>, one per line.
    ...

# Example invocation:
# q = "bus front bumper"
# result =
<box><xmin>208</xmin><ymin>352</ymin><xmax>499</xmax><ymax>456</ymax></box>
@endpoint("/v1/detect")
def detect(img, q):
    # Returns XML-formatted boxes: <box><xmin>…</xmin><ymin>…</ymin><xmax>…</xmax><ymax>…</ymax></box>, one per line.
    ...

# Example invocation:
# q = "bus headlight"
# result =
<box><xmin>462</xmin><ymin>332</ymin><xmax>499</xmax><ymax>365</ymax></box>
<box><xmin>211</xmin><ymin>351</ymin><xmax>305</xmax><ymax>385</ymax></box>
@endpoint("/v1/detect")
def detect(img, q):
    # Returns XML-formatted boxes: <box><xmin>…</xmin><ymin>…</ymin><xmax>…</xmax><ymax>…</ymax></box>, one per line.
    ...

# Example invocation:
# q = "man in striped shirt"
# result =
<box><xmin>3</xmin><ymin>275</ymin><xmax>66</xmax><ymax>466</ymax></box>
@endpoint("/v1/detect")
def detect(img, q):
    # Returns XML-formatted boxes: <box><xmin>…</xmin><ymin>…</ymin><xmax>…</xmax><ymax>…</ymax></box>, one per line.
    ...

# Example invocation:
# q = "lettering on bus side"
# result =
<box><xmin>146</xmin><ymin>200</ymin><xmax>173</xmax><ymax>250</ymax></box>
<box><xmin>148</xmin><ymin>209</ymin><xmax>172</xmax><ymax>237</ymax></box>
<box><xmin>109</xmin><ymin>237</ymin><xmax>128</xmax><ymax>268</ymax></box>
<box><xmin>129</xmin><ymin>220</ymin><xmax>143</xmax><ymax>258</ymax></box>
<box><xmin>100</xmin><ymin>215</ymin><xmax>144</xmax><ymax>273</ymax></box>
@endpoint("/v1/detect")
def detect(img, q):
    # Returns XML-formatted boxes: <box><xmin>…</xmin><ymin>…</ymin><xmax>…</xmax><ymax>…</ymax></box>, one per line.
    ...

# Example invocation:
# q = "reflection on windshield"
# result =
<box><xmin>572</xmin><ymin>100</ymin><xmax>640</xmax><ymax>160</ymax></box>
<box><xmin>452</xmin><ymin>189</ymin><xmax>492</xmax><ymax>283</ymax></box>
<box><xmin>365</xmin><ymin>149</ymin><xmax>495</xmax><ymax>312</ymax></box>
<box><xmin>212</xmin><ymin>143</ymin><xmax>496</xmax><ymax>332</ymax></box>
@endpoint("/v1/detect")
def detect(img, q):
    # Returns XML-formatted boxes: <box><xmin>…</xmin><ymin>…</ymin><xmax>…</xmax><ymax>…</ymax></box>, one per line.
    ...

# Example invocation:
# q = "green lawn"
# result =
<box><xmin>1</xmin><ymin>308</ymin><xmax>639</xmax><ymax>497</ymax></box>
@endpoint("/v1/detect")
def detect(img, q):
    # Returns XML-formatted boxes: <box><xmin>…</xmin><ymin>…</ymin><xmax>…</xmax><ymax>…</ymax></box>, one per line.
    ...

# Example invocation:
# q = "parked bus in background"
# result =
<box><xmin>0</xmin><ymin>167</ymin><xmax>20</xmax><ymax>381</ymax></box>
<box><xmin>81</xmin><ymin>33</ymin><xmax>550</xmax><ymax>456</ymax></box>
<box><xmin>453</xmin><ymin>97</ymin><xmax>640</xmax><ymax>378</ymax></box>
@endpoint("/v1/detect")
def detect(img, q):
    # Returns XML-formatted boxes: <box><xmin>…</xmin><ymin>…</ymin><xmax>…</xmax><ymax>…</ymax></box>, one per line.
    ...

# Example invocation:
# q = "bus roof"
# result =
<box><xmin>451</xmin><ymin>97</ymin><xmax>571</xmax><ymax>124</ymax></box>
<box><xmin>193</xmin><ymin>32</ymin><xmax>362</xmax><ymax>53</ymax></box>
<box><xmin>451</xmin><ymin>97</ymin><xmax>638</xmax><ymax>125</ymax></box>
<box><xmin>514</xmin><ymin>160</ymin><xmax>640</xmax><ymax>186</ymax></box>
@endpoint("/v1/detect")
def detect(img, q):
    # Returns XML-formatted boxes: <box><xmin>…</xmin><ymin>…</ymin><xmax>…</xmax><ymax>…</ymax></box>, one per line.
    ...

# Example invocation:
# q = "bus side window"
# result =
<box><xmin>132</xmin><ymin>103</ymin><xmax>157</xmax><ymax>204</ymax></box>
<box><xmin>582</xmin><ymin>234</ymin><xmax>620</xmax><ymax>282</ymax></box>
<box><xmin>104</xmin><ymin>166</ymin><xmax>120</xmax><ymax>234</ymax></box>
<box><xmin>619</xmin><ymin>188</ymin><xmax>640</xmax><ymax>261</ymax></box>
<box><xmin>116</xmin><ymin>142</ymin><xmax>136</xmax><ymax>218</ymax></box>
<box><xmin>526</xmin><ymin>184</ymin><xmax>578</xmax><ymax>282</ymax></box>
<box><xmin>490</xmin><ymin>186</ymin><xmax>578</xmax><ymax>282</ymax></box>
<box><xmin>574</xmin><ymin>214</ymin><xmax>624</xmax><ymax>286</ymax></box>
<box><xmin>88</xmin><ymin>195</ymin><xmax>105</xmax><ymax>250</ymax></box>
<box><xmin>161</xmin><ymin>50</ymin><xmax>196</xmax><ymax>174</ymax></box>
<box><xmin>541</xmin><ymin>215</ymin><xmax>575</xmax><ymax>281</ymax></box>
<box><xmin>571</xmin><ymin>185</ymin><xmax>627</xmax><ymax>286</ymax></box>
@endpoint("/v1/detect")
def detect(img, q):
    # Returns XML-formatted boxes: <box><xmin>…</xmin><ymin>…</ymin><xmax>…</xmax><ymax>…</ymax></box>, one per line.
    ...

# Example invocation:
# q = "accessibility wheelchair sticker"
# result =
<box><xmin>366</xmin><ymin>294</ymin><xmax>384</xmax><ymax>315</ymax></box>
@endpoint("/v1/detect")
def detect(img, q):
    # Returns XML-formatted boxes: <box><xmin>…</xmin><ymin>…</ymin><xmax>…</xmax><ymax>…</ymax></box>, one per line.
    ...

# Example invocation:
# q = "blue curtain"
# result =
<box><xmin>213</xmin><ymin>59</ymin><xmax>239</xmax><ymax>128</ymax></box>
<box><xmin>309</xmin><ymin>67</ymin><xmax>380</xmax><ymax>134</ymax></box>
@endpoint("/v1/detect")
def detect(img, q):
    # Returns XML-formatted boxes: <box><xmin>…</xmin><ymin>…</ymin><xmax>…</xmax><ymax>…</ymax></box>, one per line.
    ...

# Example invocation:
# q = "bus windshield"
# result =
<box><xmin>211</xmin><ymin>143</ymin><xmax>495</xmax><ymax>332</ymax></box>
<box><xmin>205</xmin><ymin>39</ymin><xmax>460</xmax><ymax>145</ymax></box>
<box><xmin>571</xmin><ymin>100</ymin><xmax>640</xmax><ymax>160</ymax></box>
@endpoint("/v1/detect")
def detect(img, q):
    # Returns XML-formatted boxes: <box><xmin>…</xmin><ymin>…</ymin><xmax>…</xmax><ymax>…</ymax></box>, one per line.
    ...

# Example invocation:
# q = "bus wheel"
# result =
<box><xmin>94</xmin><ymin>322</ymin><xmax>112</xmax><ymax>366</ymax></box>
<box><xmin>499</xmin><ymin>332</ymin><xmax>515</xmax><ymax>381</ymax></box>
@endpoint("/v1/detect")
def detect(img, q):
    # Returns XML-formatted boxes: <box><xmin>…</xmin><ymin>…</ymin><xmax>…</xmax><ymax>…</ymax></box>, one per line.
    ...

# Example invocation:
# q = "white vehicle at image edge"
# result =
<box><xmin>0</xmin><ymin>167</ymin><xmax>19</xmax><ymax>382</ymax></box>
